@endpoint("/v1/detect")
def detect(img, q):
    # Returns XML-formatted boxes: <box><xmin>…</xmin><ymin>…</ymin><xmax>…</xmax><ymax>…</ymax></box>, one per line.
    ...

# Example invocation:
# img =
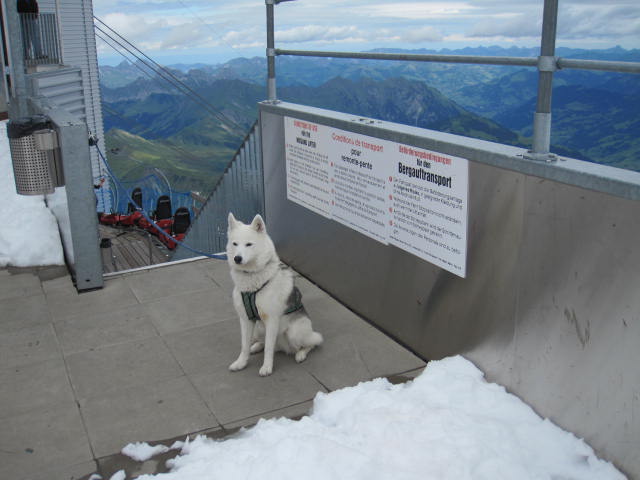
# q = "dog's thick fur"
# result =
<box><xmin>227</xmin><ymin>213</ymin><xmax>323</xmax><ymax>376</ymax></box>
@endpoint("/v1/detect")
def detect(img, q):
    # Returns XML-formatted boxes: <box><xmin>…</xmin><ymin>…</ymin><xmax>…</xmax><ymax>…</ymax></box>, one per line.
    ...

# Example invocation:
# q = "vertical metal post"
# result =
<box><xmin>54</xmin><ymin>0</ymin><xmax>64</xmax><ymax>60</ymax></box>
<box><xmin>0</xmin><ymin>0</ymin><xmax>9</xmax><ymax>113</ymax></box>
<box><xmin>56</xmin><ymin>119</ymin><xmax>104</xmax><ymax>290</ymax></box>
<box><xmin>530</xmin><ymin>0</ymin><xmax>558</xmax><ymax>161</ymax></box>
<box><xmin>147</xmin><ymin>231</ymin><xmax>153</xmax><ymax>265</ymax></box>
<box><xmin>3</xmin><ymin>0</ymin><xmax>29</xmax><ymax>117</ymax></box>
<box><xmin>266</xmin><ymin>0</ymin><xmax>277</xmax><ymax>102</ymax></box>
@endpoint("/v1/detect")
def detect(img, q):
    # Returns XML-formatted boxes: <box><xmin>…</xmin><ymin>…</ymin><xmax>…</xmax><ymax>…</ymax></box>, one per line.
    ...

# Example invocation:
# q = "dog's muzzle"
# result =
<box><xmin>234</xmin><ymin>255</ymin><xmax>243</xmax><ymax>264</ymax></box>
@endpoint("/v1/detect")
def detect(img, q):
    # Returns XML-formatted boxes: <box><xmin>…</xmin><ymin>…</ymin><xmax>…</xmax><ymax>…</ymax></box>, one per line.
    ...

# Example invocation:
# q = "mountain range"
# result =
<box><xmin>99</xmin><ymin>46</ymin><xmax>640</xmax><ymax>198</ymax></box>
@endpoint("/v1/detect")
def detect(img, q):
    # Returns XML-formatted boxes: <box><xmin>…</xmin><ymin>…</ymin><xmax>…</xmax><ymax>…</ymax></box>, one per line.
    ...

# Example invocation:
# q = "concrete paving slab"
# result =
<box><xmin>0</xmin><ymin>358</ymin><xmax>75</xmax><ymax>420</ymax></box>
<box><xmin>54</xmin><ymin>303</ymin><xmax>159</xmax><ymax>355</ymax></box>
<box><xmin>96</xmin><ymin>445</ymin><xmax>178</xmax><ymax>480</ymax></box>
<box><xmin>65</xmin><ymin>336</ymin><xmax>184</xmax><ymax>400</ymax></box>
<box><xmin>190</xmin><ymin>358</ymin><xmax>327</xmax><ymax>425</ymax></box>
<box><xmin>295</xmin><ymin>275</ymin><xmax>337</xmax><ymax>303</ymax></box>
<box><xmin>297</xmin><ymin>299</ymin><xmax>425</xmax><ymax>390</ymax></box>
<box><xmin>41</xmin><ymin>274</ymin><xmax>74</xmax><ymax>294</ymax></box>
<box><xmin>303</xmin><ymin>328</ymin><xmax>424</xmax><ymax>391</ymax></box>
<box><xmin>163</xmin><ymin>320</ymin><xmax>240</xmax><ymax>375</ymax></box>
<box><xmin>123</xmin><ymin>262</ymin><xmax>216</xmax><ymax>303</ymax></box>
<box><xmin>345</xmin><ymin>327</ymin><xmax>425</xmax><ymax>378</ymax></box>
<box><xmin>387</xmin><ymin>366</ymin><xmax>427</xmax><ymax>385</ymax></box>
<box><xmin>224</xmin><ymin>399</ymin><xmax>315</xmax><ymax>431</ymax></box>
<box><xmin>45</xmin><ymin>277</ymin><xmax>139</xmax><ymax>322</ymax></box>
<box><xmin>196</xmin><ymin>258</ymin><xmax>234</xmax><ymax>291</ymax></box>
<box><xmin>95</xmin><ymin>427</ymin><xmax>229</xmax><ymax>480</ymax></box>
<box><xmin>0</xmin><ymin>323</ymin><xmax>61</xmax><ymax>370</ymax></box>
<box><xmin>0</xmin><ymin>293</ymin><xmax>51</xmax><ymax>335</ymax></box>
<box><xmin>302</xmin><ymin>292</ymin><xmax>377</xmax><ymax>336</ymax></box>
<box><xmin>0</xmin><ymin>258</ymin><xmax>429</xmax><ymax>480</ymax></box>
<box><xmin>0</xmin><ymin>403</ymin><xmax>93</xmax><ymax>480</ymax></box>
<box><xmin>27</xmin><ymin>460</ymin><xmax>98</xmax><ymax>480</ymax></box>
<box><xmin>80</xmin><ymin>376</ymin><xmax>219</xmax><ymax>458</ymax></box>
<box><xmin>145</xmin><ymin>287</ymin><xmax>237</xmax><ymax>335</ymax></box>
<box><xmin>0</xmin><ymin>272</ymin><xmax>43</xmax><ymax>301</ymax></box>
<box><xmin>300</xmin><ymin>334</ymin><xmax>379</xmax><ymax>391</ymax></box>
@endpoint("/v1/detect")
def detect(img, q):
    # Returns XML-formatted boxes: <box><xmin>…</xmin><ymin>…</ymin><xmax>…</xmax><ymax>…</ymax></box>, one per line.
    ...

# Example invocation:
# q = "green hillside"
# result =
<box><xmin>495</xmin><ymin>85</ymin><xmax>640</xmax><ymax>170</ymax></box>
<box><xmin>103</xmin><ymin>76</ymin><xmax>526</xmax><ymax>196</ymax></box>
<box><xmin>104</xmin><ymin>128</ymin><xmax>229</xmax><ymax>193</ymax></box>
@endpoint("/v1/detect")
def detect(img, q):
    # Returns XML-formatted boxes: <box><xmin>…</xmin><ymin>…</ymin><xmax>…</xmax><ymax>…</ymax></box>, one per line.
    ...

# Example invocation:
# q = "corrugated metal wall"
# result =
<box><xmin>55</xmin><ymin>0</ymin><xmax>108</xmax><ymax>210</ymax></box>
<box><xmin>30</xmin><ymin>67</ymin><xmax>84</xmax><ymax>118</ymax></box>
<box><xmin>172</xmin><ymin>121</ymin><xmax>264</xmax><ymax>260</ymax></box>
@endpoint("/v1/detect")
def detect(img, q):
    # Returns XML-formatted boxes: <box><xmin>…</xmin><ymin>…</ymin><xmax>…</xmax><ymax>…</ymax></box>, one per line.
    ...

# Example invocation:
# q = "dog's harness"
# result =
<box><xmin>241</xmin><ymin>281</ymin><xmax>304</xmax><ymax>322</ymax></box>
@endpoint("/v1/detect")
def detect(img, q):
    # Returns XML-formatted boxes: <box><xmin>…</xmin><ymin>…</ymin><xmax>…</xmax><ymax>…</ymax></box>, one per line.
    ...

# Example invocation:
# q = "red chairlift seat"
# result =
<box><xmin>161</xmin><ymin>207</ymin><xmax>190</xmax><ymax>250</ymax></box>
<box><xmin>119</xmin><ymin>187</ymin><xmax>143</xmax><ymax>226</ymax></box>
<box><xmin>142</xmin><ymin>195</ymin><xmax>174</xmax><ymax>236</ymax></box>
<box><xmin>99</xmin><ymin>212</ymin><xmax>123</xmax><ymax>226</ymax></box>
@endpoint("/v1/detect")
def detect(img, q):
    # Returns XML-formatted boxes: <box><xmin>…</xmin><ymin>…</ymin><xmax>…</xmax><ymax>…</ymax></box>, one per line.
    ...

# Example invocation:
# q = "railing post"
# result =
<box><xmin>4</xmin><ymin>2</ymin><xmax>29</xmax><ymax>117</ymax></box>
<box><xmin>528</xmin><ymin>0</ymin><xmax>559</xmax><ymax>162</ymax></box>
<box><xmin>265</xmin><ymin>0</ymin><xmax>277</xmax><ymax>102</ymax></box>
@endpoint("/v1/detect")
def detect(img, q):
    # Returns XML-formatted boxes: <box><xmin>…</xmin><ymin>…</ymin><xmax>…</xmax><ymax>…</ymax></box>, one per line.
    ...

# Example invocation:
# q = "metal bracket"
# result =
<box><xmin>266</xmin><ymin>48</ymin><xmax>276</xmax><ymax>57</ymax></box>
<box><xmin>538</xmin><ymin>55</ymin><xmax>558</xmax><ymax>72</ymax></box>
<box><xmin>265</xmin><ymin>0</ymin><xmax>276</xmax><ymax>5</ymax></box>
<box><xmin>522</xmin><ymin>151</ymin><xmax>558</xmax><ymax>162</ymax></box>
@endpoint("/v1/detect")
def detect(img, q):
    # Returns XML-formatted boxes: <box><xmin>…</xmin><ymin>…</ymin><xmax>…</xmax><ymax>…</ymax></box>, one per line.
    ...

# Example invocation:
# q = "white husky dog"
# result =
<box><xmin>227</xmin><ymin>213</ymin><xmax>323</xmax><ymax>376</ymax></box>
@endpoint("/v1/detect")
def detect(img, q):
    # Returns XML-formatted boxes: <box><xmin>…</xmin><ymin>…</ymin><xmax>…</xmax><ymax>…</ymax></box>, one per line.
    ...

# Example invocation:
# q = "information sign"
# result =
<box><xmin>284</xmin><ymin>116</ymin><xmax>469</xmax><ymax>277</ymax></box>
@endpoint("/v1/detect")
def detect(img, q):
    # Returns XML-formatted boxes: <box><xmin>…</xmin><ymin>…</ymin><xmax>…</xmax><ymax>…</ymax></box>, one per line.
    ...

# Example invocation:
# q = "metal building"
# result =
<box><xmin>1</xmin><ymin>0</ymin><xmax>109</xmax><ymax>211</ymax></box>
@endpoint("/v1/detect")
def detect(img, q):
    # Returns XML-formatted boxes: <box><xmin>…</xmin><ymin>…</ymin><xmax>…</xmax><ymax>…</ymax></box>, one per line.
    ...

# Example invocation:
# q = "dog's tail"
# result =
<box><xmin>309</xmin><ymin>331</ymin><xmax>324</xmax><ymax>347</ymax></box>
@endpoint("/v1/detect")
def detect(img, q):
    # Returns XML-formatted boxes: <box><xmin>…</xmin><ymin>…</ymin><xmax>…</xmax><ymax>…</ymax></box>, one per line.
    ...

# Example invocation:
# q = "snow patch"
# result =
<box><xmin>0</xmin><ymin>120</ymin><xmax>64</xmax><ymax>267</ymax></box>
<box><xmin>122</xmin><ymin>441</ymin><xmax>170</xmax><ymax>462</ymax></box>
<box><xmin>108</xmin><ymin>470</ymin><xmax>125</xmax><ymax>480</ymax></box>
<box><xmin>128</xmin><ymin>356</ymin><xmax>625</xmax><ymax>480</ymax></box>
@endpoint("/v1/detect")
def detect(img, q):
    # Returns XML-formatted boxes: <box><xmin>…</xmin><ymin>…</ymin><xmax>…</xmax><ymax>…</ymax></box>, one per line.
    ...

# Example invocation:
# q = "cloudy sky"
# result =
<box><xmin>92</xmin><ymin>0</ymin><xmax>640</xmax><ymax>65</ymax></box>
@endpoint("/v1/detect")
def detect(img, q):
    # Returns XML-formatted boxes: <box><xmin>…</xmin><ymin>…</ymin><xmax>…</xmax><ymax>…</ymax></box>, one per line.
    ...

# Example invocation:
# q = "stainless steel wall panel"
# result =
<box><xmin>498</xmin><ymin>179</ymin><xmax>640</xmax><ymax>474</ymax></box>
<box><xmin>259</xmin><ymin>103</ymin><xmax>640</xmax><ymax>477</ymax></box>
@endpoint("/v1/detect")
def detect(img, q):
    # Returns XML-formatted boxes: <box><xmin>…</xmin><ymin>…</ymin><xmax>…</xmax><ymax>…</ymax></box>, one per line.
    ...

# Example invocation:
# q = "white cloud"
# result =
<box><xmin>469</xmin><ymin>13</ymin><xmax>541</xmax><ymax>39</ymax></box>
<box><xmin>559</xmin><ymin>4</ymin><xmax>640</xmax><ymax>40</ymax></box>
<box><xmin>99</xmin><ymin>13</ymin><xmax>167</xmax><ymax>42</ymax></box>
<box><xmin>160</xmin><ymin>23</ymin><xmax>210</xmax><ymax>50</ymax></box>
<box><xmin>365</xmin><ymin>2</ymin><xmax>480</xmax><ymax>19</ymax></box>
<box><xmin>276</xmin><ymin>25</ymin><xmax>363</xmax><ymax>44</ymax></box>
<box><xmin>400</xmin><ymin>26</ymin><xmax>444</xmax><ymax>43</ymax></box>
<box><xmin>221</xmin><ymin>28</ymin><xmax>264</xmax><ymax>49</ymax></box>
<box><xmin>93</xmin><ymin>0</ymin><xmax>640</xmax><ymax>58</ymax></box>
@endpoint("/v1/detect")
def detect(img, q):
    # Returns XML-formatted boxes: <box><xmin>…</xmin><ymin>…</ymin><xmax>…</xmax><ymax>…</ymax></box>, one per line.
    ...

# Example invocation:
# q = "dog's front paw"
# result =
<box><xmin>258</xmin><ymin>364</ymin><xmax>273</xmax><ymax>377</ymax></box>
<box><xmin>295</xmin><ymin>349</ymin><xmax>309</xmax><ymax>363</ymax></box>
<box><xmin>229</xmin><ymin>357</ymin><xmax>248</xmax><ymax>372</ymax></box>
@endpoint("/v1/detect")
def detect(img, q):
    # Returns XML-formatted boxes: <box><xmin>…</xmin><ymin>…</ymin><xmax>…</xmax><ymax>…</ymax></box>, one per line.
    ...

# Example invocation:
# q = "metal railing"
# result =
<box><xmin>172</xmin><ymin>120</ymin><xmax>264</xmax><ymax>260</ymax></box>
<box><xmin>20</xmin><ymin>13</ymin><xmax>63</xmax><ymax>67</ymax></box>
<box><xmin>265</xmin><ymin>0</ymin><xmax>640</xmax><ymax>161</ymax></box>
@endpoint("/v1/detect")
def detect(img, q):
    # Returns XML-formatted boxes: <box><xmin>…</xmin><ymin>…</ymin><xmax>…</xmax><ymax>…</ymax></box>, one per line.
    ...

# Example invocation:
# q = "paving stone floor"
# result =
<box><xmin>0</xmin><ymin>258</ymin><xmax>426</xmax><ymax>480</ymax></box>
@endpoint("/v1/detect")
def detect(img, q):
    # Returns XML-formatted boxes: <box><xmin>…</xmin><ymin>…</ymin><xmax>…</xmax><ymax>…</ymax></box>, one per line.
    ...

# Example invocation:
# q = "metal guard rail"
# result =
<box><xmin>274</xmin><ymin>49</ymin><xmax>640</xmax><ymax>75</ymax></box>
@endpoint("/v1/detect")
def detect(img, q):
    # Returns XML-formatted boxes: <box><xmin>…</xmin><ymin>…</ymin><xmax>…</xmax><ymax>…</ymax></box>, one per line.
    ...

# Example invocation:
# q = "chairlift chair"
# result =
<box><xmin>161</xmin><ymin>207</ymin><xmax>191</xmax><ymax>250</ymax></box>
<box><xmin>142</xmin><ymin>195</ymin><xmax>174</xmax><ymax>235</ymax></box>
<box><xmin>120</xmin><ymin>187</ymin><xmax>144</xmax><ymax>226</ymax></box>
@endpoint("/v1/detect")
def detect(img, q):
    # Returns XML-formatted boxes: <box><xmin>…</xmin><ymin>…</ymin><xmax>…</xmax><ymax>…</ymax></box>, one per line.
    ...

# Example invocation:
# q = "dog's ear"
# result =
<box><xmin>228</xmin><ymin>212</ymin><xmax>238</xmax><ymax>230</ymax></box>
<box><xmin>250</xmin><ymin>214</ymin><xmax>266</xmax><ymax>233</ymax></box>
